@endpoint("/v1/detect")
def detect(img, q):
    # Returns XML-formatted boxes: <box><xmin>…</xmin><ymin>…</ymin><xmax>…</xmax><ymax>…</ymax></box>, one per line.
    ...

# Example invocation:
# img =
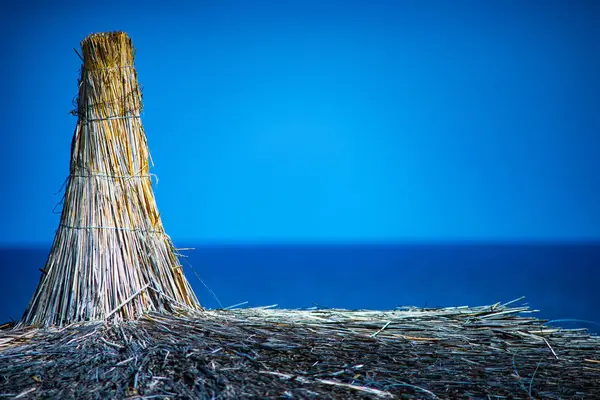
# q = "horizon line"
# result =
<box><xmin>3</xmin><ymin>238</ymin><xmax>600</xmax><ymax>249</ymax></box>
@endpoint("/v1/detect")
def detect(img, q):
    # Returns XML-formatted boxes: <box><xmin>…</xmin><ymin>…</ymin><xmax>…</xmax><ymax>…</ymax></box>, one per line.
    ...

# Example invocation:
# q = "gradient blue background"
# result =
<box><xmin>0</xmin><ymin>1</ymin><xmax>599</xmax><ymax>330</ymax></box>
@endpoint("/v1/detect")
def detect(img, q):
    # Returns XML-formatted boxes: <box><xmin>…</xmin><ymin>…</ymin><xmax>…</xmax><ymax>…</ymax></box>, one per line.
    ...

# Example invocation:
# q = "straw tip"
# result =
<box><xmin>81</xmin><ymin>31</ymin><xmax>131</xmax><ymax>47</ymax></box>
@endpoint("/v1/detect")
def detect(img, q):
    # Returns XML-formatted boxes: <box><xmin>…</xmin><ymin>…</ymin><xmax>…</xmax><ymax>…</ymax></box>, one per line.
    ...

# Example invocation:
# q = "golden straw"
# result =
<box><xmin>20</xmin><ymin>32</ymin><xmax>201</xmax><ymax>327</ymax></box>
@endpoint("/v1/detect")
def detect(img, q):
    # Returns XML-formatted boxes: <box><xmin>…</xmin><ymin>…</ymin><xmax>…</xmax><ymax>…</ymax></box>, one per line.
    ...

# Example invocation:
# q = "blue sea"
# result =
<box><xmin>1</xmin><ymin>243</ymin><xmax>599</xmax><ymax>333</ymax></box>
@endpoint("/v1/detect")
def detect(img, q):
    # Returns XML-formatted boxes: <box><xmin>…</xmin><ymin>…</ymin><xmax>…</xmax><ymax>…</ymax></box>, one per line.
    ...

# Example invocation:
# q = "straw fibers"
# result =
<box><xmin>1</xmin><ymin>301</ymin><xmax>599</xmax><ymax>399</ymax></box>
<box><xmin>20</xmin><ymin>32</ymin><xmax>201</xmax><ymax>327</ymax></box>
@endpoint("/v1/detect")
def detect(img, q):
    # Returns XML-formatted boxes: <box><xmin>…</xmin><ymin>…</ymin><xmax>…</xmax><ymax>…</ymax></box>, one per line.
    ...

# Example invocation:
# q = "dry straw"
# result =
<box><xmin>2</xmin><ymin>302</ymin><xmax>600</xmax><ymax>398</ymax></box>
<box><xmin>20</xmin><ymin>32</ymin><xmax>201</xmax><ymax>327</ymax></box>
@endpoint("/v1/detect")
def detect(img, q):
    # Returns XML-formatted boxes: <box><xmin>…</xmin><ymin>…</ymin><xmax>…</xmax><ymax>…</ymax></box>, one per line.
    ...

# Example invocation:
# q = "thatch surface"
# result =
<box><xmin>21</xmin><ymin>31</ymin><xmax>200</xmax><ymax>327</ymax></box>
<box><xmin>1</xmin><ymin>302</ymin><xmax>599</xmax><ymax>399</ymax></box>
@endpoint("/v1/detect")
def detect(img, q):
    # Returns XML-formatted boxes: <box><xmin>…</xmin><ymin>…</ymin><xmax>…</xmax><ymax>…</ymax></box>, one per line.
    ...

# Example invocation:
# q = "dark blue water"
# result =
<box><xmin>2</xmin><ymin>244</ymin><xmax>599</xmax><ymax>333</ymax></box>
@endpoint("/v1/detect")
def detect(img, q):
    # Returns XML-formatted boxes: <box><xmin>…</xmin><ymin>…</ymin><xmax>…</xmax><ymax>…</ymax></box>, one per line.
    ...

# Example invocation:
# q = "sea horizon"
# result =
<box><xmin>2</xmin><ymin>242</ymin><xmax>598</xmax><ymax>333</ymax></box>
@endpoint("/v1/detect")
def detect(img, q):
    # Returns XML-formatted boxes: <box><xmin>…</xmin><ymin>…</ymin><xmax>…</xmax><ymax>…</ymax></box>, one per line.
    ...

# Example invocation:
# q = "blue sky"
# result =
<box><xmin>1</xmin><ymin>0</ymin><xmax>599</xmax><ymax>245</ymax></box>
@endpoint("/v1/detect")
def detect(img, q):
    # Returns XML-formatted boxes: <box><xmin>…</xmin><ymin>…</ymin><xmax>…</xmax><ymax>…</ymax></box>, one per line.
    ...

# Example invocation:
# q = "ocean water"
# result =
<box><xmin>1</xmin><ymin>244</ymin><xmax>599</xmax><ymax>333</ymax></box>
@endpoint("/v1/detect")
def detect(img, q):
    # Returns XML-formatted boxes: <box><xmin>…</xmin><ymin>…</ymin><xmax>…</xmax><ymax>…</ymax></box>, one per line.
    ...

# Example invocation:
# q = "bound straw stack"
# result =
<box><xmin>20</xmin><ymin>32</ymin><xmax>201</xmax><ymax>327</ymax></box>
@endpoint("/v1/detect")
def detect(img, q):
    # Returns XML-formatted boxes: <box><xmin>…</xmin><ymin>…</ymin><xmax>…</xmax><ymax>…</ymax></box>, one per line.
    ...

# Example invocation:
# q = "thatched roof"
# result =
<box><xmin>7</xmin><ymin>31</ymin><xmax>599</xmax><ymax>400</ymax></box>
<box><xmin>1</xmin><ymin>301</ymin><xmax>599</xmax><ymax>399</ymax></box>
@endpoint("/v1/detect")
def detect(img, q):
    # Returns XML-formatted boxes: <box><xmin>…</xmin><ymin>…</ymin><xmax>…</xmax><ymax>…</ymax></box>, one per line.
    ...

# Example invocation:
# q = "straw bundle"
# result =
<box><xmin>20</xmin><ymin>32</ymin><xmax>201</xmax><ymax>327</ymax></box>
